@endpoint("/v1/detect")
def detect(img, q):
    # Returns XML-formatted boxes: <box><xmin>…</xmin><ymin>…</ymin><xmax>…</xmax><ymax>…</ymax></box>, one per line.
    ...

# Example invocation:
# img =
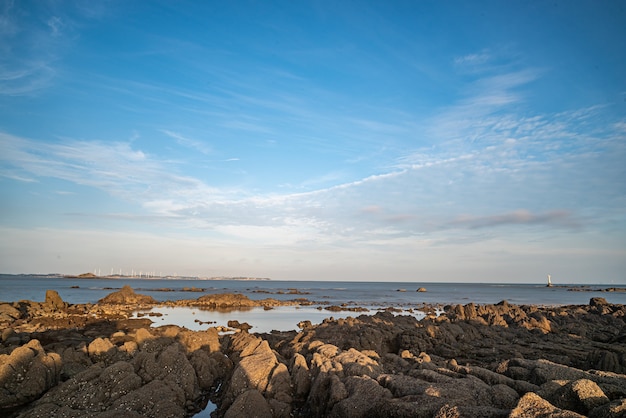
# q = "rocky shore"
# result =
<box><xmin>1</xmin><ymin>287</ymin><xmax>625</xmax><ymax>417</ymax></box>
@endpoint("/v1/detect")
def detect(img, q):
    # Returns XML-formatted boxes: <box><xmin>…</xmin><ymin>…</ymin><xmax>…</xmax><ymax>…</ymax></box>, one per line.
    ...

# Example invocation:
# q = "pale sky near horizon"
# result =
<box><xmin>1</xmin><ymin>1</ymin><xmax>625</xmax><ymax>283</ymax></box>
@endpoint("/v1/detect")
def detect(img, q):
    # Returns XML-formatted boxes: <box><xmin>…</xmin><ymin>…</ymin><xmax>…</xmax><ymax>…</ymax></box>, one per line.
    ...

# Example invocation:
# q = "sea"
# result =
<box><xmin>1</xmin><ymin>275</ymin><xmax>625</xmax><ymax>334</ymax></box>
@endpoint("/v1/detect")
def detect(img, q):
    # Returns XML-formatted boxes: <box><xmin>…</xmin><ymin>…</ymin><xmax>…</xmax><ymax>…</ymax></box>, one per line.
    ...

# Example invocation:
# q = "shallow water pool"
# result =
<box><xmin>132</xmin><ymin>305</ymin><xmax>426</xmax><ymax>333</ymax></box>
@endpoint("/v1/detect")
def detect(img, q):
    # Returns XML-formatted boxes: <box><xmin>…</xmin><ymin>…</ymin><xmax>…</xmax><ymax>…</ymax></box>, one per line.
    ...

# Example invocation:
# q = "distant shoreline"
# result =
<box><xmin>62</xmin><ymin>273</ymin><xmax>272</xmax><ymax>281</ymax></box>
<box><xmin>1</xmin><ymin>273</ymin><xmax>625</xmax><ymax>288</ymax></box>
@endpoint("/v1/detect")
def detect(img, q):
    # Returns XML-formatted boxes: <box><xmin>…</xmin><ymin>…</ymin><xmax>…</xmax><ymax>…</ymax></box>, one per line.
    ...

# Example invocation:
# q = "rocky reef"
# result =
<box><xmin>1</xmin><ymin>288</ymin><xmax>625</xmax><ymax>417</ymax></box>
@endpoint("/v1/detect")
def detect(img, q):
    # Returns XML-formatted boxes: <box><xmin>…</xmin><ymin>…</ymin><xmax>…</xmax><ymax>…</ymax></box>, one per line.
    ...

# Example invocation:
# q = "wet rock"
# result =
<box><xmin>227</xmin><ymin>320</ymin><xmax>252</xmax><ymax>332</ymax></box>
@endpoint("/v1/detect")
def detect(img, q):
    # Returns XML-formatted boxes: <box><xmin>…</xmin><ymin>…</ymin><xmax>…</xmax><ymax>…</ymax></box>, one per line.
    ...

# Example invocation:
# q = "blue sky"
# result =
<box><xmin>1</xmin><ymin>0</ymin><xmax>625</xmax><ymax>283</ymax></box>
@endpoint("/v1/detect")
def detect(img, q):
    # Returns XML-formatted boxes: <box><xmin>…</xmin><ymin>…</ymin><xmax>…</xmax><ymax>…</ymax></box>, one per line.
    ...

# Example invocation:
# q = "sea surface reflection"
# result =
<box><xmin>133</xmin><ymin>305</ymin><xmax>426</xmax><ymax>333</ymax></box>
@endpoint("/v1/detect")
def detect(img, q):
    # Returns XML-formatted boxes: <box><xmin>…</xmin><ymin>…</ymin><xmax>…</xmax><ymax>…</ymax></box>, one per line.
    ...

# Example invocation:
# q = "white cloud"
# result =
<box><xmin>454</xmin><ymin>50</ymin><xmax>491</xmax><ymax>67</ymax></box>
<box><xmin>47</xmin><ymin>16</ymin><xmax>63</xmax><ymax>37</ymax></box>
<box><xmin>1</xmin><ymin>56</ymin><xmax>624</xmax><ymax>280</ymax></box>
<box><xmin>0</xmin><ymin>132</ymin><xmax>223</xmax><ymax>203</ymax></box>
<box><xmin>161</xmin><ymin>130</ymin><xmax>212</xmax><ymax>155</ymax></box>
<box><xmin>0</xmin><ymin>2</ymin><xmax>65</xmax><ymax>96</ymax></box>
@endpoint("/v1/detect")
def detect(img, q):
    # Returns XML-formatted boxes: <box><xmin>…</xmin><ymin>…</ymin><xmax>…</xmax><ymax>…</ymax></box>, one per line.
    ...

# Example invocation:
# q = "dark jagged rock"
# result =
<box><xmin>227</xmin><ymin>320</ymin><xmax>252</xmax><ymax>332</ymax></box>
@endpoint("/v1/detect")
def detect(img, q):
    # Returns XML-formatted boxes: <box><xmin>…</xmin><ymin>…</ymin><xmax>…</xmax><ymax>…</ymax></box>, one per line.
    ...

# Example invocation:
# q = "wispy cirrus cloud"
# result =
<box><xmin>454</xmin><ymin>50</ymin><xmax>491</xmax><ymax>67</ymax></box>
<box><xmin>161</xmin><ymin>130</ymin><xmax>212</xmax><ymax>155</ymax></box>
<box><xmin>1</xmin><ymin>54</ymin><xmax>624</xmax><ymax>249</ymax></box>
<box><xmin>0</xmin><ymin>132</ymin><xmax>222</xmax><ymax>203</ymax></box>
<box><xmin>0</xmin><ymin>2</ymin><xmax>63</xmax><ymax>95</ymax></box>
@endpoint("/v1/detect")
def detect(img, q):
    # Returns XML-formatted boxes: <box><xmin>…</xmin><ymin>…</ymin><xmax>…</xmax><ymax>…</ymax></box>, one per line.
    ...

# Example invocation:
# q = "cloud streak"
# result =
<box><xmin>161</xmin><ymin>130</ymin><xmax>212</xmax><ymax>155</ymax></box>
<box><xmin>447</xmin><ymin>210</ymin><xmax>578</xmax><ymax>230</ymax></box>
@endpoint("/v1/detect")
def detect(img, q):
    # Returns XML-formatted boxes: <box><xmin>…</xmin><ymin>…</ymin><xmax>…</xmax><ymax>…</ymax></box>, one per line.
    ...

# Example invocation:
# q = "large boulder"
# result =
<box><xmin>224</xmin><ymin>389</ymin><xmax>272</xmax><ymax>418</ymax></box>
<box><xmin>196</xmin><ymin>293</ymin><xmax>257</xmax><ymax>309</ymax></box>
<box><xmin>542</xmin><ymin>378</ymin><xmax>610</xmax><ymax>415</ymax></box>
<box><xmin>223</xmin><ymin>339</ymin><xmax>278</xmax><ymax>406</ymax></box>
<box><xmin>0</xmin><ymin>339</ymin><xmax>62</xmax><ymax>409</ymax></box>
<box><xmin>133</xmin><ymin>342</ymin><xmax>199</xmax><ymax>401</ymax></box>
<box><xmin>0</xmin><ymin>304</ymin><xmax>21</xmax><ymax>324</ymax></box>
<box><xmin>510</xmin><ymin>392</ymin><xmax>585</xmax><ymax>417</ymax></box>
<box><xmin>329</xmin><ymin>375</ymin><xmax>392</xmax><ymax>418</ymax></box>
<box><xmin>98</xmin><ymin>285</ymin><xmax>156</xmax><ymax>305</ymax></box>
<box><xmin>44</xmin><ymin>290</ymin><xmax>67</xmax><ymax>311</ymax></box>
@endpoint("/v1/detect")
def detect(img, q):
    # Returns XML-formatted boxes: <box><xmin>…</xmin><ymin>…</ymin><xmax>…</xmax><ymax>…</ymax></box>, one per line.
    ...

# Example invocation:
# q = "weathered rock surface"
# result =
<box><xmin>1</xmin><ymin>290</ymin><xmax>624</xmax><ymax>418</ymax></box>
<box><xmin>98</xmin><ymin>285</ymin><xmax>157</xmax><ymax>305</ymax></box>
<box><xmin>0</xmin><ymin>339</ymin><xmax>61</xmax><ymax>409</ymax></box>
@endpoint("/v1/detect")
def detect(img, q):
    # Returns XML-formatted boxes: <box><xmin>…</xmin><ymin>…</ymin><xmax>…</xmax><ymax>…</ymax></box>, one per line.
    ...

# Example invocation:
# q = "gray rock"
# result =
<box><xmin>98</xmin><ymin>285</ymin><xmax>156</xmax><ymax>305</ymax></box>
<box><xmin>334</xmin><ymin>347</ymin><xmax>382</xmax><ymax>377</ymax></box>
<box><xmin>0</xmin><ymin>304</ymin><xmax>22</xmax><ymax>323</ymax></box>
<box><xmin>588</xmin><ymin>398</ymin><xmax>626</xmax><ymax>418</ymax></box>
<box><xmin>307</xmin><ymin>373</ymin><xmax>348</xmax><ymax>417</ymax></box>
<box><xmin>224</xmin><ymin>389</ymin><xmax>272</xmax><ymax>418</ymax></box>
<box><xmin>510</xmin><ymin>392</ymin><xmax>585</xmax><ymax>418</ymax></box>
<box><xmin>87</xmin><ymin>337</ymin><xmax>115</xmax><ymax>362</ymax></box>
<box><xmin>544</xmin><ymin>378</ymin><xmax>610</xmax><ymax>415</ymax></box>
<box><xmin>0</xmin><ymin>339</ymin><xmax>61</xmax><ymax>408</ymax></box>
<box><xmin>45</xmin><ymin>290</ymin><xmax>67</xmax><ymax>311</ymax></box>
<box><xmin>291</xmin><ymin>352</ymin><xmax>311</xmax><ymax>399</ymax></box>
<box><xmin>134</xmin><ymin>342</ymin><xmax>199</xmax><ymax>400</ymax></box>
<box><xmin>177</xmin><ymin>328</ymin><xmax>220</xmax><ymax>352</ymax></box>
<box><xmin>329</xmin><ymin>375</ymin><xmax>392</xmax><ymax>418</ymax></box>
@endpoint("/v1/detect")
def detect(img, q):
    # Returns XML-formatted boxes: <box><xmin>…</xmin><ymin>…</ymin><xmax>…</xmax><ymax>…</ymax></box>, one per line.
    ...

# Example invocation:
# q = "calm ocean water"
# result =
<box><xmin>1</xmin><ymin>275</ymin><xmax>625</xmax><ymax>307</ymax></box>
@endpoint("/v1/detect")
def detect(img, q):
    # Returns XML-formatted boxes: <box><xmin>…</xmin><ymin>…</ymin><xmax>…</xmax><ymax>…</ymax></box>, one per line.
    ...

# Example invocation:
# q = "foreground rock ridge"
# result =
<box><xmin>1</xmin><ymin>288</ymin><xmax>625</xmax><ymax>417</ymax></box>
